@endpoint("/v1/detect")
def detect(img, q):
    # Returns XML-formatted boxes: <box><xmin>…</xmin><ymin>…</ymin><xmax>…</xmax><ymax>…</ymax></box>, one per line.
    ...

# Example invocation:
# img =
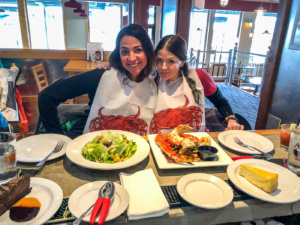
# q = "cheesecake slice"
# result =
<box><xmin>239</xmin><ymin>164</ymin><xmax>278</xmax><ymax>193</ymax></box>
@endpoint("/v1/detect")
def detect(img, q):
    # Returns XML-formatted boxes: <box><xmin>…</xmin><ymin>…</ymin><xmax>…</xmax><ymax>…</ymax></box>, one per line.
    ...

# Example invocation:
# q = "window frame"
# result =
<box><xmin>0</xmin><ymin>0</ymin><xmax>132</xmax><ymax>51</ymax></box>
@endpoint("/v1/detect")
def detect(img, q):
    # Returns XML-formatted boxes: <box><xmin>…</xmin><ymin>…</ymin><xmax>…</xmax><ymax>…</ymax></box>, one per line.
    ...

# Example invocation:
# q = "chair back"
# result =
<box><xmin>31</xmin><ymin>63</ymin><xmax>48</xmax><ymax>92</ymax></box>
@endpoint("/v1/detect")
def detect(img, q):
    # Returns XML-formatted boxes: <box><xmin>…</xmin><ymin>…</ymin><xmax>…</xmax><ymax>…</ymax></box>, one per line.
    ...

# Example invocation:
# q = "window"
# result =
<box><xmin>250</xmin><ymin>13</ymin><xmax>277</xmax><ymax>63</ymax></box>
<box><xmin>26</xmin><ymin>0</ymin><xmax>65</xmax><ymax>50</ymax></box>
<box><xmin>211</xmin><ymin>10</ymin><xmax>240</xmax><ymax>62</ymax></box>
<box><xmin>188</xmin><ymin>9</ymin><xmax>208</xmax><ymax>51</ymax></box>
<box><xmin>148</xmin><ymin>6</ymin><xmax>156</xmax><ymax>44</ymax></box>
<box><xmin>89</xmin><ymin>2</ymin><xmax>130</xmax><ymax>51</ymax></box>
<box><xmin>0</xmin><ymin>1</ymin><xmax>23</xmax><ymax>49</ymax></box>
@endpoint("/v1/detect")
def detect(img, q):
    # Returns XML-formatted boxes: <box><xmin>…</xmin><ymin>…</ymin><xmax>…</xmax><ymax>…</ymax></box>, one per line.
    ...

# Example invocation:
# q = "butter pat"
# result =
<box><xmin>239</xmin><ymin>164</ymin><xmax>278</xmax><ymax>193</ymax></box>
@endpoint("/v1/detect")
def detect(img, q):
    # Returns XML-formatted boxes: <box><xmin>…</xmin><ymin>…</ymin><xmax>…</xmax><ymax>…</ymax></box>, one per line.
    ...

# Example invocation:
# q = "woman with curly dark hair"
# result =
<box><xmin>38</xmin><ymin>24</ymin><xmax>157</xmax><ymax>138</ymax></box>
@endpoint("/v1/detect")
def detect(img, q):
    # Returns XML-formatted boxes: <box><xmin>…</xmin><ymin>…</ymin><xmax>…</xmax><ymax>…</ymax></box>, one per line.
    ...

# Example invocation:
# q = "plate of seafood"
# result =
<box><xmin>148</xmin><ymin>125</ymin><xmax>232</xmax><ymax>169</ymax></box>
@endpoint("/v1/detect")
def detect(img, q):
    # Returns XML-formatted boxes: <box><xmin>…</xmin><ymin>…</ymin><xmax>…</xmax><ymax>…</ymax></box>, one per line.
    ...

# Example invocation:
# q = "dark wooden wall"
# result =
<box><xmin>264</xmin><ymin>0</ymin><xmax>300</xmax><ymax>125</ymax></box>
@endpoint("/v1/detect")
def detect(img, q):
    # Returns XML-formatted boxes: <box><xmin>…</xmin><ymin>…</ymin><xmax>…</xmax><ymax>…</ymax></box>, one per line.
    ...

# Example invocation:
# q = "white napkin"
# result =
<box><xmin>119</xmin><ymin>168</ymin><xmax>169</xmax><ymax>220</ymax></box>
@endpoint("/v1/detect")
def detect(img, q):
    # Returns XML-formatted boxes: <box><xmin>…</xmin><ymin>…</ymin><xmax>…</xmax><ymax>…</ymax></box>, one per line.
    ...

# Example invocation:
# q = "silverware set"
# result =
<box><xmin>233</xmin><ymin>137</ymin><xmax>273</xmax><ymax>160</ymax></box>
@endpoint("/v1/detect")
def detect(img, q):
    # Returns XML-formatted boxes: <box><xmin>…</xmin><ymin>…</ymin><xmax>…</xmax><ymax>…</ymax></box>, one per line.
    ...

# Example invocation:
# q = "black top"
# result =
<box><xmin>38</xmin><ymin>69</ymin><xmax>105</xmax><ymax>136</ymax></box>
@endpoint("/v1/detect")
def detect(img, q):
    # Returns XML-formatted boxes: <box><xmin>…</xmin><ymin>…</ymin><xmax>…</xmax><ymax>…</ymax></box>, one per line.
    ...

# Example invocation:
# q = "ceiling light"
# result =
<box><xmin>64</xmin><ymin>0</ymin><xmax>82</xmax><ymax>8</ymax></box>
<box><xmin>255</xmin><ymin>2</ymin><xmax>266</xmax><ymax>16</ymax></box>
<box><xmin>262</xmin><ymin>30</ymin><xmax>270</xmax><ymax>34</ymax></box>
<box><xmin>73</xmin><ymin>8</ymin><xmax>85</xmax><ymax>14</ymax></box>
<box><xmin>219</xmin><ymin>0</ymin><xmax>229</xmax><ymax>7</ymax></box>
<box><xmin>79</xmin><ymin>13</ymin><xmax>88</xmax><ymax>18</ymax></box>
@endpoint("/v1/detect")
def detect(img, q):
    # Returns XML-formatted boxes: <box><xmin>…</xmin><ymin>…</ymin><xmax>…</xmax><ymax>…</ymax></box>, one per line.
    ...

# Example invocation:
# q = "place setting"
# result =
<box><xmin>0</xmin><ymin>132</ymin><xmax>72</xmax><ymax>224</ymax></box>
<box><xmin>0</xmin><ymin>175</ymin><xmax>64</xmax><ymax>225</ymax></box>
<box><xmin>227</xmin><ymin>158</ymin><xmax>300</xmax><ymax>204</ymax></box>
<box><xmin>217</xmin><ymin>130</ymin><xmax>274</xmax><ymax>161</ymax></box>
<box><xmin>16</xmin><ymin>134</ymin><xmax>71</xmax><ymax>163</ymax></box>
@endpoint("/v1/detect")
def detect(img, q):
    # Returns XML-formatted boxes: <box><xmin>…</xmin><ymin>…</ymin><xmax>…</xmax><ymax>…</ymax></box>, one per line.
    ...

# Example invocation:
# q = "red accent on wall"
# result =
<box><xmin>204</xmin><ymin>0</ymin><xmax>278</xmax><ymax>13</ymax></box>
<box><xmin>134</xmin><ymin>0</ymin><xmax>161</xmax><ymax>30</ymax></box>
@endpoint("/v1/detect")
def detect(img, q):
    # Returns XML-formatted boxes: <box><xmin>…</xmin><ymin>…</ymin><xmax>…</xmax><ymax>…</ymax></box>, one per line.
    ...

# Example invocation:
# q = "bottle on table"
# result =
<box><xmin>95</xmin><ymin>49</ymin><xmax>101</xmax><ymax>63</ymax></box>
<box><xmin>287</xmin><ymin>126</ymin><xmax>300</xmax><ymax>174</ymax></box>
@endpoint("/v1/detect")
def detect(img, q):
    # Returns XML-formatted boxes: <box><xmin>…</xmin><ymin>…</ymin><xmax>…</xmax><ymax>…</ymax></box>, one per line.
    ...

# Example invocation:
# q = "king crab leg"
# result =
<box><xmin>155</xmin><ymin>133</ymin><xmax>186</xmax><ymax>164</ymax></box>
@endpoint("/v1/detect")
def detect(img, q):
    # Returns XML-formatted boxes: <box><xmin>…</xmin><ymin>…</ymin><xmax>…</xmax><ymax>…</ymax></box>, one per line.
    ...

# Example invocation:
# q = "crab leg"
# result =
<box><xmin>180</xmin><ymin>134</ymin><xmax>211</xmax><ymax>146</ymax></box>
<box><xmin>155</xmin><ymin>133</ymin><xmax>185</xmax><ymax>164</ymax></box>
<box><xmin>165</xmin><ymin>125</ymin><xmax>196</xmax><ymax>149</ymax></box>
<box><xmin>169</xmin><ymin>124</ymin><xmax>194</xmax><ymax>136</ymax></box>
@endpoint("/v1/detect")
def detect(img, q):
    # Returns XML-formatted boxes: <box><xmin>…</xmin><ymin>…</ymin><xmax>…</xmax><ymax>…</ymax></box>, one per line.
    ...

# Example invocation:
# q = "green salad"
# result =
<box><xmin>82</xmin><ymin>132</ymin><xmax>137</xmax><ymax>164</ymax></box>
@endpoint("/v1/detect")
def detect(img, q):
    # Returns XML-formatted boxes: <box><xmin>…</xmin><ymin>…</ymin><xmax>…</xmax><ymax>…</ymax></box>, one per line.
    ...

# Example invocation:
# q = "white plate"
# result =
<box><xmin>0</xmin><ymin>177</ymin><xmax>63</xmax><ymax>225</ymax></box>
<box><xmin>227</xmin><ymin>159</ymin><xmax>300</xmax><ymax>203</ymax></box>
<box><xmin>69</xmin><ymin>181</ymin><xmax>129</xmax><ymax>223</ymax></box>
<box><xmin>66</xmin><ymin>130</ymin><xmax>150</xmax><ymax>170</ymax></box>
<box><xmin>218</xmin><ymin>130</ymin><xmax>274</xmax><ymax>154</ymax></box>
<box><xmin>177</xmin><ymin>173</ymin><xmax>233</xmax><ymax>209</ymax></box>
<box><xmin>148</xmin><ymin>132</ymin><xmax>232</xmax><ymax>169</ymax></box>
<box><xmin>16</xmin><ymin>134</ymin><xmax>71</xmax><ymax>163</ymax></box>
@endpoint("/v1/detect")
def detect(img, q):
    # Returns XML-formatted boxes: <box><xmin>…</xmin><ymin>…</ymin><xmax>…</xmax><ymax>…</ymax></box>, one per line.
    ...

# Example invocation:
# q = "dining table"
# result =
<box><xmin>15</xmin><ymin>129</ymin><xmax>300</xmax><ymax>225</ymax></box>
<box><xmin>63</xmin><ymin>60</ymin><xmax>100</xmax><ymax>77</ymax></box>
<box><xmin>237</xmin><ymin>76</ymin><xmax>262</xmax><ymax>95</ymax></box>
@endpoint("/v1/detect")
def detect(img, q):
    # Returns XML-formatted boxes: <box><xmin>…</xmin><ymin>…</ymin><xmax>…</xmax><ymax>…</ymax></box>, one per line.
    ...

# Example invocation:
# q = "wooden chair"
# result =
<box><xmin>30</xmin><ymin>63</ymin><xmax>48</xmax><ymax>92</ymax></box>
<box><xmin>31</xmin><ymin>63</ymin><xmax>73</xmax><ymax>104</ymax></box>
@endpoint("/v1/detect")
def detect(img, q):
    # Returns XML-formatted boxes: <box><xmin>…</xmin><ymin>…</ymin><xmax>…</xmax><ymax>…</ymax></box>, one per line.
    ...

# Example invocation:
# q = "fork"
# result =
<box><xmin>233</xmin><ymin>137</ymin><xmax>273</xmax><ymax>160</ymax></box>
<box><xmin>36</xmin><ymin>140</ymin><xmax>65</xmax><ymax>166</ymax></box>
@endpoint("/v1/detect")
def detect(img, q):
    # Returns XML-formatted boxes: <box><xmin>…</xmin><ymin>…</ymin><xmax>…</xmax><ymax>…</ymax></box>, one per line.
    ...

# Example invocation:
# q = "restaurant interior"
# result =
<box><xmin>0</xmin><ymin>0</ymin><xmax>300</xmax><ymax>225</ymax></box>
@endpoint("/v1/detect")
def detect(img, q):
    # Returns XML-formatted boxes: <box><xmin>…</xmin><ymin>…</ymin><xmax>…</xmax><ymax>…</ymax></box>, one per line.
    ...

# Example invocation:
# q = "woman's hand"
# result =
<box><xmin>225</xmin><ymin>119</ymin><xmax>244</xmax><ymax>131</ymax></box>
<box><xmin>97</xmin><ymin>62</ymin><xmax>111</xmax><ymax>70</ymax></box>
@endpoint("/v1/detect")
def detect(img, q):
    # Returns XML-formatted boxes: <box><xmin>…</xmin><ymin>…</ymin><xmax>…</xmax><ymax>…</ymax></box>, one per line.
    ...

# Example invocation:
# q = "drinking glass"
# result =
<box><xmin>280</xmin><ymin>124</ymin><xmax>292</xmax><ymax>151</ymax></box>
<box><xmin>0</xmin><ymin>133</ymin><xmax>17</xmax><ymax>184</ymax></box>
<box><xmin>287</xmin><ymin>127</ymin><xmax>300</xmax><ymax>174</ymax></box>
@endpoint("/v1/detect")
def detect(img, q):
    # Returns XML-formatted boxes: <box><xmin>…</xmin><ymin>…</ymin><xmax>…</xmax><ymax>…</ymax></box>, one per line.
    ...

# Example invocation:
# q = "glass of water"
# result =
<box><xmin>0</xmin><ymin>133</ymin><xmax>17</xmax><ymax>184</ymax></box>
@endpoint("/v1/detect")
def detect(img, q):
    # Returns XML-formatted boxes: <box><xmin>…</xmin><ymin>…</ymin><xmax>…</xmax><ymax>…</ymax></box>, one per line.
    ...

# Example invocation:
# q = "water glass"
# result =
<box><xmin>280</xmin><ymin>124</ymin><xmax>292</xmax><ymax>151</ymax></box>
<box><xmin>287</xmin><ymin>127</ymin><xmax>300</xmax><ymax>174</ymax></box>
<box><xmin>0</xmin><ymin>133</ymin><xmax>17</xmax><ymax>184</ymax></box>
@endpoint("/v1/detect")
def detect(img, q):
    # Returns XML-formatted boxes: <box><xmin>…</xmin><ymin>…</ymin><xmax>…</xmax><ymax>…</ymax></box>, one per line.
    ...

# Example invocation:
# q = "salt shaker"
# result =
<box><xmin>287</xmin><ymin>126</ymin><xmax>300</xmax><ymax>174</ymax></box>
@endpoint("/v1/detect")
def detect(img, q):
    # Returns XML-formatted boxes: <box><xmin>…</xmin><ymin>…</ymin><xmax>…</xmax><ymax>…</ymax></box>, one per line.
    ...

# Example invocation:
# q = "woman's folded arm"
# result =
<box><xmin>38</xmin><ymin>69</ymin><xmax>105</xmax><ymax>134</ymax></box>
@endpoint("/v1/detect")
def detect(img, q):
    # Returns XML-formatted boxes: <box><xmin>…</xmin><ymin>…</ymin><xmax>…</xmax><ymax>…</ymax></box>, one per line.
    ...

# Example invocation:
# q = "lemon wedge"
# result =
<box><xmin>290</xmin><ymin>123</ymin><xmax>297</xmax><ymax>130</ymax></box>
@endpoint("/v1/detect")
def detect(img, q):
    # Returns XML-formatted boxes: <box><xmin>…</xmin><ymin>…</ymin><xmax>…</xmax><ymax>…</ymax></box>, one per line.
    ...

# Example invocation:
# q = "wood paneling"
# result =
<box><xmin>134</xmin><ymin>0</ymin><xmax>160</xmax><ymax>30</ymax></box>
<box><xmin>17</xmin><ymin>0</ymin><xmax>30</xmax><ymax>49</ymax></box>
<box><xmin>256</xmin><ymin>0</ymin><xmax>292</xmax><ymax>129</ymax></box>
<box><xmin>176</xmin><ymin>0</ymin><xmax>192</xmax><ymax>42</ymax></box>
<box><xmin>21</xmin><ymin>95</ymin><xmax>38</xmax><ymax>103</ymax></box>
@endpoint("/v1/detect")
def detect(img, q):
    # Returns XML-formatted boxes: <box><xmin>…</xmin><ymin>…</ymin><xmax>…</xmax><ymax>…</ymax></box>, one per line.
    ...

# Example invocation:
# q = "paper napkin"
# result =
<box><xmin>120</xmin><ymin>168</ymin><xmax>169</xmax><ymax>220</ymax></box>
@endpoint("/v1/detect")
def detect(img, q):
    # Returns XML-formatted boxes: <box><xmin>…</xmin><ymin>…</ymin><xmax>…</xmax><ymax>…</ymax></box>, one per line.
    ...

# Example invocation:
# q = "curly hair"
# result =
<box><xmin>109</xmin><ymin>24</ymin><xmax>155</xmax><ymax>83</ymax></box>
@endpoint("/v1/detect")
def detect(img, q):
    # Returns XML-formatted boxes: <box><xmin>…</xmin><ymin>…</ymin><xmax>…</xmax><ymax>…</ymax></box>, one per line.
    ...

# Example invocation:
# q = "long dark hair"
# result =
<box><xmin>155</xmin><ymin>35</ymin><xmax>202</xmax><ymax>105</ymax></box>
<box><xmin>154</xmin><ymin>35</ymin><xmax>189</xmax><ymax>77</ymax></box>
<box><xmin>109</xmin><ymin>24</ymin><xmax>155</xmax><ymax>82</ymax></box>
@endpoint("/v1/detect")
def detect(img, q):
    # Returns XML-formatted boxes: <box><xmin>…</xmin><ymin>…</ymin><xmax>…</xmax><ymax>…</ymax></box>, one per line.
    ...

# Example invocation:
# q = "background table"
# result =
<box><xmin>63</xmin><ymin>60</ymin><xmax>99</xmax><ymax>76</ymax></box>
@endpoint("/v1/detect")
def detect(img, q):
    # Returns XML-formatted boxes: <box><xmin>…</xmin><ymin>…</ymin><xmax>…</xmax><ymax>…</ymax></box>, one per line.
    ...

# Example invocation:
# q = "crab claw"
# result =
<box><xmin>170</xmin><ymin>125</ymin><xmax>194</xmax><ymax>136</ymax></box>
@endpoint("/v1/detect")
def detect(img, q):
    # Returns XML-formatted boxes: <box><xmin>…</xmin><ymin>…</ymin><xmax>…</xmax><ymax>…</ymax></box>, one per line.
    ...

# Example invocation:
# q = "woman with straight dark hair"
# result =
<box><xmin>38</xmin><ymin>24</ymin><xmax>157</xmax><ymax>139</ymax></box>
<box><xmin>150</xmin><ymin>34</ymin><xmax>244</xmax><ymax>133</ymax></box>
